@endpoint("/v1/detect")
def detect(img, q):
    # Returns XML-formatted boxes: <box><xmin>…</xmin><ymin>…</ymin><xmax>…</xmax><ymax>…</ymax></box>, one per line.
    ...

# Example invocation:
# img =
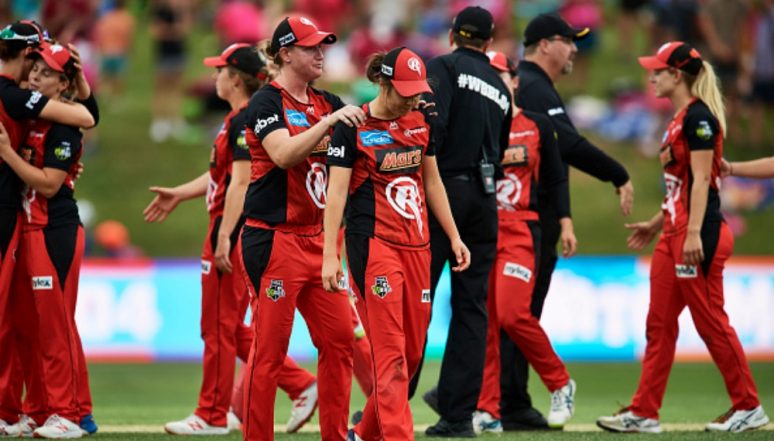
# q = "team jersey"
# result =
<box><xmin>659</xmin><ymin>99</ymin><xmax>723</xmax><ymax>236</ymax></box>
<box><xmin>0</xmin><ymin>75</ymin><xmax>49</xmax><ymax>210</ymax></box>
<box><xmin>327</xmin><ymin>105</ymin><xmax>435</xmax><ymax>248</ymax></box>
<box><xmin>206</xmin><ymin>104</ymin><xmax>251</xmax><ymax>218</ymax></box>
<box><xmin>243</xmin><ymin>81</ymin><xmax>344</xmax><ymax>233</ymax></box>
<box><xmin>496</xmin><ymin>110</ymin><xmax>569</xmax><ymax>223</ymax></box>
<box><xmin>20</xmin><ymin>119</ymin><xmax>82</xmax><ymax>230</ymax></box>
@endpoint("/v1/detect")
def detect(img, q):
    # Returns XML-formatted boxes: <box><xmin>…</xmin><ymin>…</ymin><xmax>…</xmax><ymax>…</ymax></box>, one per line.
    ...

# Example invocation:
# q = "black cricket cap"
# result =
<box><xmin>523</xmin><ymin>13</ymin><xmax>589</xmax><ymax>47</ymax></box>
<box><xmin>452</xmin><ymin>6</ymin><xmax>494</xmax><ymax>40</ymax></box>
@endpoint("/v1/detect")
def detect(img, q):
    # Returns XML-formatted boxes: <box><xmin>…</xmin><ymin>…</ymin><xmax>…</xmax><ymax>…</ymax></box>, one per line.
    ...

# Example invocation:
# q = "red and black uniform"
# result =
<box><xmin>11</xmin><ymin>119</ymin><xmax>87</xmax><ymax>425</ymax></box>
<box><xmin>196</xmin><ymin>105</ymin><xmax>315</xmax><ymax>428</ymax></box>
<box><xmin>0</xmin><ymin>76</ymin><xmax>49</xmax><ymax>424</ymax></box>
<box><xmin>478</xmin><ymin>110</ymin><xmax>571</xmax><ymax>418</ymax></box>
<box><xmin>240</xmin><ymin>81</ymin><xmax>353</xmax><ymax>441</ymax></box>
<box><xmin>329</xmin><ymin>106</ymin><xmax>433</xmax><ymax>441</ymax></box>
<box><xmin>629</xmin><ymin>100</ymin><xmax>760</xmax><ymax>418</ymax></box>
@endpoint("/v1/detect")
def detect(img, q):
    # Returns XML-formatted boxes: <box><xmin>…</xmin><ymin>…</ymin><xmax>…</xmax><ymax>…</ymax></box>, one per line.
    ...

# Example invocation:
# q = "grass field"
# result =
<box><xmin>86</xmin><ymin>361</ymin><xmax>773</xmax><ymax>440</ymax></box>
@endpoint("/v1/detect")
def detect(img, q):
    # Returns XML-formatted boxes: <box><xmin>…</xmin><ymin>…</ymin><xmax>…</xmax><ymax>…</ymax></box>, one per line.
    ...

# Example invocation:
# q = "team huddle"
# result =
<box><xmin>0</xmin><ymin>5</ymin><xmax>770</xmax><ymax>441</ymax></box>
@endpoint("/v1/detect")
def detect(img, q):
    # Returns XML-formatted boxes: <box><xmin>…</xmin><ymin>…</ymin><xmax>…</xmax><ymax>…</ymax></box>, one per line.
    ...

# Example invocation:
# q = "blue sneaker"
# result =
<box><xmin>347</xmin><ymin>429</ymin><xmax>363</xmax><ymax>441</ymax></box>
<box><xmin>79</xmin><ymin>414</ymin><xmax>98</xmax><ymax>435</ymax></box>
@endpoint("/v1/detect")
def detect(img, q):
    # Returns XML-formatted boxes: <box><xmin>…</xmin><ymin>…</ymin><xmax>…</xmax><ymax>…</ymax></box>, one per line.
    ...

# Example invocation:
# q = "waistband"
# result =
<box><xmin>498</xmin><ymin>210</ymin><xmax>539</xmax><ymax>222</ymax></box>
<box><xmin>245</xmin><ymin>217</ymin><xmax>322</xmax><ymax>236</ymax></box>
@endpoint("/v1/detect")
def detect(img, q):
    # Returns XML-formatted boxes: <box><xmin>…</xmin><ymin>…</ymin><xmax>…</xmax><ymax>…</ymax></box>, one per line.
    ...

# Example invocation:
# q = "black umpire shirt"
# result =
<box><xmin>517</xmin><ymin>60</ymin><xmax>629</xmax><ymax>194</ymax></box>
<box><xmin>426</xmin><ymin>47</ymin><xmax>512</xmax><ymax>177</ymax></box>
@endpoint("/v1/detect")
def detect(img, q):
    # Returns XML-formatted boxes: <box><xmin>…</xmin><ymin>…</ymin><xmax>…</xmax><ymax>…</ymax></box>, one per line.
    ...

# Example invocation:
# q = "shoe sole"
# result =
<box><xmin>596</xmin><ymin>421</ymin><xmax>661</xmax><ymax>434</ymax></box>
<box><xmin>163</xmin><ymin>427</ymin><xmax>229</xmax><ymax>436</ymax></box>
<box><xmin>286</xmin><ymin>402</ymin><xmax>318</xmax><ymax>434</ymax></box>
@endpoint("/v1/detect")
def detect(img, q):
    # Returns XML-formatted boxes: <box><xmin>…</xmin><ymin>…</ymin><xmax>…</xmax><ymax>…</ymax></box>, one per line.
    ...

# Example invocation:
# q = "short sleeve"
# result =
<box><xmin>247</xmin><ymin>87</ymin><xmax>286</xmax><ymax>141</ymax></box>
<box><xmin>1</xmin><ymin>87</ymin><xmax>49</xmax><ymax>120</ymax></box>
<box><xmin>43</xmin><ymin>124</ymin><xmax>82</xmax><ymax>171</ymax></box>
<box><xmin>684</xmin><ymin>103</ymin><xmax>719</xmax><ymax>151</ymax></box>
<box><xmin>229</xmin><ymin>109</ymin><xmax>251</xmax><ymax>161</ymax></box>
<box><xmin>327</xmin><ymin>122</ymin><xmax>357</xmax><ymax>168</ymax></box>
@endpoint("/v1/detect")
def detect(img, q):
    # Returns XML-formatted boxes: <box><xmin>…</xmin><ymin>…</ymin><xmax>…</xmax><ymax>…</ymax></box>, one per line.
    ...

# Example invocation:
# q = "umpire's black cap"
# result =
<box><xmin>523</xmin><ymin>13</ymin><xmax>589</xmax><ymax>47</ymax></box>
<box><xmin>452</xmin><ymin>6</ymin><xmax>494</xmax><ymax>40</ymax></box>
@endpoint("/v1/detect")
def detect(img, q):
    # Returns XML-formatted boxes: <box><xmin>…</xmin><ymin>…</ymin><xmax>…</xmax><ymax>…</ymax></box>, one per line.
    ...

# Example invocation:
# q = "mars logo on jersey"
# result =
<box><xmin>502</xmin><ymin>145</ymin><xmax>528</xmax><ymax>166</ymax></box>
<box><xmin>496</xmin><ymin>173</ymin><xmax>523</xmax><ymax>211</ymax></box>
<box><xmin>376</xmin><ymin>146</ymin><xmax>423</xmax><ymax>174</ymax></box>
<box><xmin>386</xmin><ymin>176</ymin><xmax>424</xmax><ymax>238</ymax></box>
<box><xmin>306</xmin><ymin>162</ymin><xmax>327</xmax><ymax>209</ymax></box>
<box><xmin>659</xmin><ymin>145</ymin><xmax>675</xmax><ymax>168</ymax></box>
<box><xmin>32</xmin><ymin>276</ymin><xmax>53</xmax><ymax>290</ymax></box>
<box><xmin>311</xmin><ymin>135</ymin><xmax>330</xmax><ymax>156</ymax></box>
<box><xmin>266</xmin><ymin>279</ymin><xmax>286</xmax><ymax>301</ymax></box>
<box><xmin>371</xmin><ymin>276</ymin><xmax>392</xmax><ymax>299</ymax></box>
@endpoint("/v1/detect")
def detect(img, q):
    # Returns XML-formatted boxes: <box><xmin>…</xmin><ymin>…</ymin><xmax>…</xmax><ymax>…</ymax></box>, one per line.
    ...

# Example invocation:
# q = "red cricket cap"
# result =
<box><xmin>270</xmin><ymin>16</ymin><xmax>336</xmax><ymax>54</ymax></box>
<box><xmin>203</xmin><ymin>43</ymin><xmax>267</xmax><ymax>78</ymax></box>
<box><xmin>638</xmin><ymin>41</ymin><xmax>703</xmax><ymax>76</ymax></box>
<box><xmin>380</xmin><ymin>47</ymin><xmax>431</xmax><ymax>97</ymax></box>
<box><xmin>487</xmin><ymin>51</ymin><xmax>518</xmax><ymax>76</ymax></box>
<box><xmin>32</xmin><ymin>42</ymin><xmax>76</xmax><ymax>77</ymax></box>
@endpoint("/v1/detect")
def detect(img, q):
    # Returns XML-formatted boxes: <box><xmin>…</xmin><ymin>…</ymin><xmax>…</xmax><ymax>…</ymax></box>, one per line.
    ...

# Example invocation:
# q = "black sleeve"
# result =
<box><xmin>533</xmin><ymin>113</ymin><xmax>570</xmax><ymax>219</ymax></box>
<box><xmin>247</xmin><ymin>88</ymin><xmax>286</xmax><ymax>141</ymax></box>
<box><xmin>498</xmin><ymin>104</ymin><xmax>512</xmax><ymax>163</ymax></box>
<box><xmin>229</xmin><ymin>110</ymin><xmax>251</xmax><ymax>161</ymax></box>
<box><xmin>420</xmin><ymin>106</ymin><xmax>436</xmax><ymax>156</ymax></box>
<box><xmin>327</xmin><ymin>122</ymin><xmax>357</xmax><ymax>168</ymax></box>
<box><xmin>77</xmin><ymin>93</ymin><xmax>99</xmax><ymax>126</ymax></box>
<box><xmin>322</xmin><ymin>90</ymin><xmax>346</xmax><ymax>112</ymax></box>
<box><xmin>1</xmin><ymin>88</ymin><xmax>49</xmax><ymax>120</ymax></box>
<box><xmin>683</xmin><ymin>103</ymin><xmax>719</xmax><ymax>151</ymax></box>
<box><xmin>43</xmin><ymin>124</ymin><xmax>82</xmax><ymax>171</ymax></box>
<box><xmin>425</xmin><ymin>56</ymin><xmax>454</xmax><ymax>152</ymax></box>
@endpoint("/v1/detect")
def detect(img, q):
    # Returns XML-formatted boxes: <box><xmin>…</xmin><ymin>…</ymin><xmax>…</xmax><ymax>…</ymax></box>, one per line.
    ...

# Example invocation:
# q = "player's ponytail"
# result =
<box><xmin>365</xmin><ymin>52</ymin><xmax>387</xmax><ymax>84</ymax></box>
<box><xmin>687</xmin><ymin>60</ymin><xmax>727</xmax><ymax>137</ymax></box>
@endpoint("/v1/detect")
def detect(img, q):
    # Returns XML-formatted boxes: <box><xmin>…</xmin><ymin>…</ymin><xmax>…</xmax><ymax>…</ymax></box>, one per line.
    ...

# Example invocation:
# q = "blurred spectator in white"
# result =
<box><xmin>747</xmin><ymin>0</ymin><xmax>774</xmax><ymax>150</ymax></box>
<box><xmin>95</xmin><ymin>0</ymin><xmax>135</xmax><ymax>100</ymax></box>
<box><xmin>214</xmin><ymin>0</ymin><xmax>267</xmax><ymax>47</ymax></box>
<box><xmin>149</xmin><ymin>0</ymin><xmax>192</xmax><ymax>143</ymax></box>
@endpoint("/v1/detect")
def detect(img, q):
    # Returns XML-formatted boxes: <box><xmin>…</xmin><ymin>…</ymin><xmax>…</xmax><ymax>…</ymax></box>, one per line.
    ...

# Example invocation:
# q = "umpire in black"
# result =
<box><xmin>496</xmin><ymin>13</ymin><xmax>635</xmax><ymax>430</ymax></box>
<box><xmin>417</xmin><ymin>6</ymin><xmax>512</xmax><ymax>437</ymax></box>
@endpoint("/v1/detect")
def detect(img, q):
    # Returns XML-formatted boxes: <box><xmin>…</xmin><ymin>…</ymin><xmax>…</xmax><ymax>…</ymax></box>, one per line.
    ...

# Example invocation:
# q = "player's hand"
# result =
<box><xmin>450</xmin><ymin>237</ymin><xmax>471</xmax><ymax>272</ymax></box>
<box><xmin>416</xmin><ymin>100</ymin><xmax>437</xmax><ymax>117</ymax></box>
<box><xmin>214</xmin><ymin>234</ymin><xmax>233</xmax><ymax>273</ymax></box>
<box><xmin>143</xmin><ymin>186</ymin><xmax>181</xmax><ymax>223</ymax></box>
<box><xmin>720</xmin><ymin>158</ymin><xmax>732</xmax><ymax>178</ymax></box>
<box><xmin>559</xmin><ymin>218</ymin><xmax>577</xmax><ymax>258</ymax></box>
<box><xmin>616</xmin><ymin>180</ymin><xmax>634</xmax><ymax>217</ymax></box>
<box><xmin>68</xmin><ymin>43</ymin><xmax>91</xmax><ymax>100</ymax></box>
<box><xmin>75</xmin><ymin>161</ymin><xmax>85</xmax><ymax>180</ymax></box>
<box><xmin>326</xmin><ymin>105</ymin><xmax>366</xmax><ymax>128</ymax></box>
<box><xmin>682</xmin><ymin>231</ymin><xmax>704</xmax><ymax>266</ymax></box>
<box><xmin>624</xmin><ymin>221</ymin><xmax>659</xmax><ymax>250</ymax></box>
<box><xmin>321</xmin><ymin>254</ymin><xmax>343</xmax><ymax>292</ymax></box>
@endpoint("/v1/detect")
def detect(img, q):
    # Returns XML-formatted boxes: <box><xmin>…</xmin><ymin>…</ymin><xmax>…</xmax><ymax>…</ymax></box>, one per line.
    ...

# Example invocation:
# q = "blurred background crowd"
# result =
<box><xmin>0</xmin><ymin>0</ymin><xmax>771</xmax><ymax>258</ymax></box>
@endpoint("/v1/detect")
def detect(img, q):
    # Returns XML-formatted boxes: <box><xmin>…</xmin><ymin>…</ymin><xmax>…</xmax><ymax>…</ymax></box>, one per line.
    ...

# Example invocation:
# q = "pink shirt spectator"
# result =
<box><xmin>215</xmin><ymin>1</ymin><xmax>266</xmax><ymax>46</ymax></box>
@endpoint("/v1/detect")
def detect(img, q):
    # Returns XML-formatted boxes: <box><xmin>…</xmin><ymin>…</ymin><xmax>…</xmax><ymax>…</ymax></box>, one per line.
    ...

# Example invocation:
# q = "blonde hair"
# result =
<box><xmin>687</xmin><ymin>60</ymin><xmax>727</xmax><ymax>137</ymax></box>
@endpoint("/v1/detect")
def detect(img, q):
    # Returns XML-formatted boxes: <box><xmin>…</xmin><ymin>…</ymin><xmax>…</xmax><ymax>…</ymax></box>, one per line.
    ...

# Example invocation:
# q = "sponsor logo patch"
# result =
<box><xmin>404</xmin><ymin>126</ymin><xmax>427</xmax><ymax>137</ymax></box>
<box><xmin>376</xmin><ymin>146</ymin><xmax>423</xmax><ymax>173</ymax></box>
<box><xmin>54</xmin><ymin>142</ymin><xmax>72</xmax><ymax>161</ymax></box>
<box><xmin>675</xmin><ymin>264</ymin><xmax>698</xmax><ymax>278</ymax></box>
<box><xmin>266</xmin><ymin>279</ymin><xmax>286</xmax><ymax>301</ymax></box>
<box><xmin>385</xmin><ymin>176</ymin><xmax>424</xmax><ymax>238</ymax></box>
<box><xmin>502</xmin><ymin>145</ymin><xmax>528</xmax><ymax>166</ymax></box>
<box><xmin>25</xmin><ymin>91</ymin><xmax>42</xmax><ymax>110</ymax></box>
<box><xmin>371</xmin><ymin>276</ymin><xmax>392</xmax><ymax>298</ymax></box>
<box><xmin>286</xmin><ymin>109</ymin><xmax>311</xmax><ymax>127</ymax></box>
<box><xmin>254</xmin><ymin>114</ymin><xmax>279</xmax><ymax>134</ymax></box>
<box><xmin>327</xmin><ymin>144</ymin><xmax>345</xmax><ymax>158</ymax></box>
<box><xmin>547</xmin><ymin>107</ymin><xmax>565</xmax><ymax>116</ymax></box>
<box><xmin>360</xmin><ymin>130</ymin><xmax>393</xmax><ymax>147</ymax></box>
<box><xmin>503</xmin><ymin>262</ymin><xmax>532</xmax><ymax>282</ymax></box>
<box><xmin>696</xmin><ymin>120</ymin><xmax>713</xmax><ymax>141</ymax></box>
<box><xmin>421</xmin><ymin>289</ymin><xmax>431</xmax><ymax>303</ymax></box>
<box><xmin>201</xmin><ymin>260</ymin><xmax>212</xmax><ymax>275</ymax></box>
<box><xmin>455</xmin><ymin>73</ymin><xmax>509</xmax><ymax>113</ymax></box>
<box><xmin>311</xmin><ymin>135</ymin><xmax>330</xmax><ymax>156</ymax></box>
<box><xmin>278</xmin><ymin>32</ymin><xmax>296</xmax><ymax>46</ymax></box>
<box><xmin>236</xmin><ymin>130</ymin><xmax>248</xmax><ymax>150</ymax></box>
<box><xmin>32</xmin><ymin>276</ymin><xmax>53</xmax><ymax>290</ymax></box>
<box><xmin>306</xmin><ymin>162</ymin><xmax>327</xmax><ymax>208</ymax></box>
<box><xmin>659</xmin><ymin>145</ymin><xmax>675</xmax><ymax>167</ymax></box>
<box><xmin>496</xmin><ymin>173</ymin><xmax>523</xmax><ymax>211</ymax></box>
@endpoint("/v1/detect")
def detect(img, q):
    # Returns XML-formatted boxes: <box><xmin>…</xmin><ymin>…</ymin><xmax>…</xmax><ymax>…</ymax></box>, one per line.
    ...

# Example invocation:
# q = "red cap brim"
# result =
<box><xmin>37</xmin><ymin>51</ymin><xmax>65</xmax><ymax>73</ymax></box>
<box><xmin>295</xmin><ymin>32</ymin><xmax>337</xmax><ymax>47</ymax></box>
<box><xmin>392</xmin><ymin>79</ymin><xmax>432</xmax><ymax>98</ymax></box>
<box><xmin>638</xmin><ymin>55</ymin><xmax>669</xmax><ymax>71</ymax></box>
<box><xmin>203</xmin><ymin>56</ymin><xmax>227</xmax><ymax>67</ymax></box>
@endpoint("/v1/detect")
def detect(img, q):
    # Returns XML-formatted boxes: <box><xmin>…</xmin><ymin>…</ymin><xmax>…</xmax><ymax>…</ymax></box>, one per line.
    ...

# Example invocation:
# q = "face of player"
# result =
<box><xmin>384</xmin><ymin>85</ymin><xmax>421</xmax><ymax>117</ymax></box>
<box><xmin>285</xmin><ymin>44</ymin><xmax>325</xmax><ymax>82</ymax></box>
<box><xmin>213</xmin><ymin>67</ymin><xmax>232</xmax><ymax>101</ymax></box>
<box><xmin>650</xmin><ymin>68</ymin><xmax>679</xmax><ymax>98</ymax></box>
<box><xmin>546</xmin><ymin>35</ymin><xmax>577</xmax><ymax>75</ymax></box>
<box><xmin>27</xmin><ymin>59</ymin><xmax>68</xmax><ymax>99</ymax></box>
<box><xmin>499</xmin><ymin>71</ymin><xmax>518</xmax><ymax>102</ymax></box>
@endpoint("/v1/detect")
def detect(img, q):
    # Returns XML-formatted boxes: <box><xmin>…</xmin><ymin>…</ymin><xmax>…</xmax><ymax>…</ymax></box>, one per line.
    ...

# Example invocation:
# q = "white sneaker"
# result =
<box><xmin>7</xmin><ymin>415</ymin><xmax>37</xmax><ymax>437</ymax></box>
<box><xmin>163</xmin><ymin>414</ymin><xmax>228</xmax><ymax>436</ymax></box>
<box><xmin>472</xmin><ymin>410</ymin><xmax>503</xmax><ymax>434</ymax></box>
<box><xmin>547</xmin><ymin>379</ymin><xmax>576</xmax><ymax>428</ymax></box>
<box><xmin>0</xmin><ymin>419</ymin><xmax>14</xmax><ymax>437</ymax></box>
<box><xmin>705</xmin><ymin>406</ymin><xmax>770</xmax><ymax>433</ymax></box>
<box><xmin>286</xmin><ymin>382</ymin><xmax>317</xmax><ymax>433</ymax></box>
<box><xmin>226</xmin><ymin>410</ymin><xmax>241</xmax><ymax>432</ymax></box>
<box><xmin>33</xmin><ymin>415</ymin><xmax>83</xmax><ymax>439</ymax></box>
<box><xmin>596</xmin><ymin>408</ymin><xmax>662</xmax><ymax>433</ymax></box>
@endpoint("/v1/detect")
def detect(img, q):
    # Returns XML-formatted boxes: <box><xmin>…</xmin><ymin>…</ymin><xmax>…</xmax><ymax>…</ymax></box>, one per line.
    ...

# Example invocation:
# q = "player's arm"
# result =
<box><xmin>39</xmin><ymin>100</ymin><xmax>95</xmax><ymax>129</ymax></box>
<box><xmin>722</xmin><ymin>156</ymin><xmax>774</xmax><ymax>179</ymax></box>
<box><xmin>0</xmin><ymin>123</ymin><xmax>71</xmax><ymax>198</ymax></box>
<box><xmin>322</xmin><ymin>165</ymin><xmax>351</xmax><ymax>292</ymax></box>
<box><xmin>143</xmin><ymin>172</ymin><xmax>209</xmax><ymax>223</ymax></box>
<box><xmin>214</xmin><ymin>159</ymin><xmax>249</xmax><ymax>273</ymax></box>
<box><xmin>423</xmin><ymin>155</ymin><xmax>470</xmax><ymax>271</ymax></box>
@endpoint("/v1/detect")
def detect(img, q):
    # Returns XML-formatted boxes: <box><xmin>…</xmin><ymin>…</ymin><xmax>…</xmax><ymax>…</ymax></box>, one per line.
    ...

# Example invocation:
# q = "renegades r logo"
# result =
<box><xmin>377</xmin><ymin>146</ymin><xmax>423</xmax><ymax>174</ymax></box>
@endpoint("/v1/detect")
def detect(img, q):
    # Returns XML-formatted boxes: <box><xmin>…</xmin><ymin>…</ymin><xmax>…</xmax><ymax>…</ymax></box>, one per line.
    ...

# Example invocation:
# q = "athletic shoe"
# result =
<box><xmin>163</xmin><ymin>414</ymin><xmax>228</xmax><ymax>436</ymax></box>
<box><xmin>547</xmin><ymin>379</ymin><xmax>576</xmax><ymax>428</ymax></box>
<box><xmin>596</xmin><ymin>408</ymin><xmax>662</xmax><ymax>434</ymax></box>
<box><xmin>33</xmin><ymin>415</ymin><xmax>83</xmax><ymax>439</ymax></box>
<box><xmin>422</xmin><ymin>386</ymin><xmax>440</xmax><ymax>415</ymax></box>
<box><xmin>78</xmin><ymin>415</ymin><xmax>97</xmax><ymax>435</ymax></box>
<box><xmin>346</xmin><ymin>429</ymin><xmax>364</xmax><ymax>441</ymax></box>
<box><xmin>7</xmin><ymin>415</ymin><xmax>38</xmax><ymax>437</ymax></box>
<box><xmin>226</xmin><ymin>411</ymin><xmax>241</xmax><ymax>432</ymax></box>
<box><xmin>502</xmin><ymin>407</ymin><xmax>549</xmax><ymax>431</ymax></box>
<box><xmin>286</xmin><ymin>382</ymin><xmax>317</xmax><ymax>433</ymax></box>
<box><xmin>472</xmin><ymin>410</ymin><xmax>503</xmax><ymax>434</ymax></box>
<box><xmin>705</xmin><ymin>406</ymin><xmax>770</xmax><ymax>433</ymax></box>
<box><xmin>425</xmin><ymin>418</ymin><xmax>476</xmax><ymax>438</ymax></box>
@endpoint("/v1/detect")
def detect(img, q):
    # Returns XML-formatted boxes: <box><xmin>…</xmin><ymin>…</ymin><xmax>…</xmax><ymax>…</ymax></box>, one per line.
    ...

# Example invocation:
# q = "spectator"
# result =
<box><xmin>747</xmin><ymin>0</ymin><xmax>774</xmax><ymax>149</ymax></box>
<box><xmin>94</xmin><ymin>0</ymin><xmax>135</xmax><ymax>99</ymax></box>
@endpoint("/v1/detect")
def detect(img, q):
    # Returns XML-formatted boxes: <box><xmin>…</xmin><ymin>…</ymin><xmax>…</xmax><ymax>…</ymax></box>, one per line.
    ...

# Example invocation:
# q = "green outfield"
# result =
<box><xmin>86</xmin><ymin>361</ymin><xmax>773</xmax><ymax>440</ymax></box>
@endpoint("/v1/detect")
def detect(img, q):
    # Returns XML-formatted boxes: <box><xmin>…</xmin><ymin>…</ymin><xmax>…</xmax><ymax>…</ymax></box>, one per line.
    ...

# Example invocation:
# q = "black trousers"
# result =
<box><xmin>409</xmin><ymin>177</ymin><xmax>498</xmax><ymax>422</ymax></box>
<box><xmin>497</xmin><ymin>203</ymin><xmax>559</xmax><ymax>420</ymax></box>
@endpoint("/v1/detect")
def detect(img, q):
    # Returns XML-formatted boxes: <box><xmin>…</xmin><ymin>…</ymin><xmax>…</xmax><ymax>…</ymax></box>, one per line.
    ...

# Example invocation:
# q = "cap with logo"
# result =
<box><xmin>203</xmin><ymin>43</ymin><xmax>267</xmax><ymax>78</ymax></box>
<box><xmin>380</xmin><ymin>47</ymin><xmax>432</xmax><ymax>97</ymax></box>
<box><xmin>452</xmin><ymin>6</ymin><xmax>494</xmax><ymax>40</ymax></box>
<box><xmin>0</xmin><ymin>20</ymin><xmax>47</xmax><ymax>47</ymax></box>
<box><xmin>523</xmin><ymin>13</ymin><xmax>590</xmax><ymax>47</ymax></box>
<box><xmin>270</xmin><ymin>16</ymin><xmax>336</xmax><ymax>55</ymax></box>
<box><xmin>30</xmin><ymin>42</ymin><xmax>76</xmax><ymax>77</ymax></box>
<box><xmin>638</xmin><ymin>41</ymin><xmax>703</xmax><ymax>76</ymax></box>
<box><xmin>487</xmin><ymin>51</ymin><xmax>517</xmax><ymax>76</ymax></box>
